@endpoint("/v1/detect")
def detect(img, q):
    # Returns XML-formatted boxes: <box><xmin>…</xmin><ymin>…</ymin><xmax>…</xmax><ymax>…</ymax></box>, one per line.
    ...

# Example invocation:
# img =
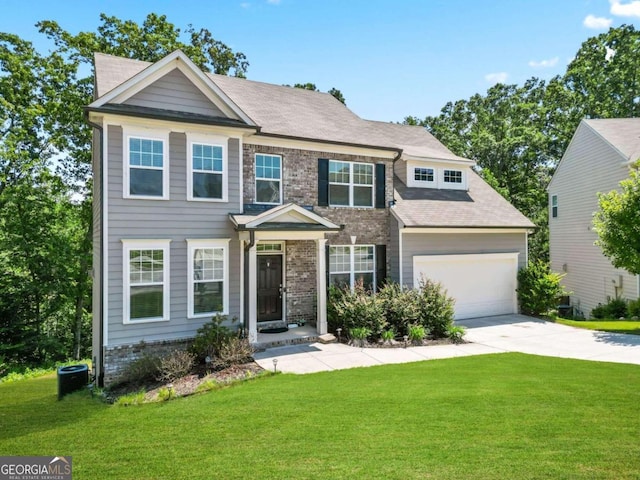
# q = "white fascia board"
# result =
<box><xmin>246</xmin><ymin>203</ymin><xmax>340</xmax><ymax>229</ymax></box>
<box><xmin>402</xmin><ymin>227</ymin><xmax>532</xmax><ymax>234</ymax></box>
<box><xmin>402</xmin><ymin>153</ymin><xmax>475</xmax><ymax>166</ymax></box>
<box><xmin>90</xmin><ymin>50</ymin><xmax>255</xmax><ymax>126</ymax></box>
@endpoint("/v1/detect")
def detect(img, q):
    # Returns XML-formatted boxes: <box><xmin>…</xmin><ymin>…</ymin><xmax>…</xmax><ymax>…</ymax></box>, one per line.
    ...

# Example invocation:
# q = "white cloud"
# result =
<box><xmin>485</xmin><ymin>72</ymin><xmax>508</xmax><ymax>84</ymax></box>
<box><xmin>267</xmin><ymin>0</ymin><xmax>281</xmax><ymax>4</ymax></box>
<box><xmin>240</xmin><ymin>2</ymin><xmax>251</xmax><ymax>8</ymax></box>
<box><xmin>610</xmin><ymin>0</ymin><xmax>640</xmax><ymax>17</ymax></box>
<box><xmin>528</xmin><ymin>57</ymin><xmax>559</xmax><ymax>68</ymax></box>
<box><xmin>583</xmin><ymin>14</ymin><xmax>613</xmax><ymax>29</ymax></box>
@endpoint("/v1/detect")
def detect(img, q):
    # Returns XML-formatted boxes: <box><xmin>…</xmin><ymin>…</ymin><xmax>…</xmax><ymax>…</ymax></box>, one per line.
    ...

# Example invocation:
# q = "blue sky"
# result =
<box><xmin>1</xmin><ymin>0</ymin><xmax>639</xmax><ymax>122</ymax></box>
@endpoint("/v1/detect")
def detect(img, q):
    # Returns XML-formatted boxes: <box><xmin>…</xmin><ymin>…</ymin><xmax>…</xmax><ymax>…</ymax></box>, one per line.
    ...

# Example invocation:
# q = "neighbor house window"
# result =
<box><xmin>329</xmin><ymin>160</ymin><xmax>373</xmax><ymax>207</ymax></box>
<box><xmin>187</xmin><ymin>136</ymin><xmax>226</xmax><ymax>201</ymax></box>
<box><xmin>255</xmin><ymin>154</ymin><xmax>282</xmax><ymax>204</ymax></box>
<box><xmin>414</xmin><ymin>167</ymin><xmax>434</xmax><ymax>182</ymax></box>
<box><xmin>443</xmin><ymin>169</ymin><xmax>463</xmax><ymax>184</ymax></box>
<box><xmin>187</xmin><ymin>239</ymin><xmax>229</xmax><ymax>318</ymax></box>
<box><xmin>551</xmin><ymin>195</ymin><xmax>558</xmax><ymax>218</ymax></box>
<box><xmin>329</xmin><ymin>245</ymin><xmax>375</xmax><ymax>290</ymax></box>
<box><xmin>122</xmin><ymin>239</ymin><xmax>171</xmax><ymax>323</ymax></box>
<box><xmin>124</xmin><ymin>130</ymin><xmax>169</xmax><ymax>199</ymax></box>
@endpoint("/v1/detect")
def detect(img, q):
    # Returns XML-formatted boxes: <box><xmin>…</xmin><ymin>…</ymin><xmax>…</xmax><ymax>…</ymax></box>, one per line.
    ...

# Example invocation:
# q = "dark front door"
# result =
<box><xmin>257</xmin><ymin>255</ymin><xmax>283</xmax><ymax>322</ymax></box>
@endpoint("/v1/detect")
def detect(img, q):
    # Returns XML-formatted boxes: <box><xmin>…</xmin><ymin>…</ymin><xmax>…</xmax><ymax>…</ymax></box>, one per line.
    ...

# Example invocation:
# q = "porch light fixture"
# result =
<box><xmin>336</xmin><ymin>328</ymin><xmax>342</xmax><ymax>343</ymax></box>
<box><xmin>273</xmin><ymin>358</ymin><xmax>278</xmax><ymax>373</ymax></box>
<box><xmin>403</xmin><ymin>335</ymin><xmax>408</xmax><ymax>348</ymax></box>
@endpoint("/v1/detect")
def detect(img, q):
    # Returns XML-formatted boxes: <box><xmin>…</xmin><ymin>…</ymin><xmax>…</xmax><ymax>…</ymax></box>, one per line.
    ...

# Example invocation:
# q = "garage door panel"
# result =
<box><xmin>413</xmin><ymin>253</ymin><xmax>519</xmax><ymax>320</ymax></box>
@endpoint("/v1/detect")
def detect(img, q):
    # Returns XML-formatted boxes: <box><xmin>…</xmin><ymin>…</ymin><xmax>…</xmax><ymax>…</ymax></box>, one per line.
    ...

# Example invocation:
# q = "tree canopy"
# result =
<box><xmin>593</xmin><ymin>161</ymin><xmax>640</xmax><ymax>275</ymax></box>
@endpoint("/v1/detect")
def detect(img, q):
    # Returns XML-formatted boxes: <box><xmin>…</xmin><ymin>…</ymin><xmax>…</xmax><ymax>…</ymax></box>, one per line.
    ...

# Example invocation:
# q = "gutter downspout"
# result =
<box><xmin>85</xmin><ymin>114</ymin><xmax>104</xmax><ymax>388</ymax></box>
<box><xmin>242</xmin><ymin>230</ymin><xmax>256</xmax><ymax>337</ymax></box>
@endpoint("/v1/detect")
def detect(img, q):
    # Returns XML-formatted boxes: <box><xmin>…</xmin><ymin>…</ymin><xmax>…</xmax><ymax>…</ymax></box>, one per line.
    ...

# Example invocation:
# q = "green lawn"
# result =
<box><xmin>556</xmin><ymin>318</ymin><xmax>640</xmax><ymax>335</ymax></box>
<box><xmin>1</xmin><ymin>353</ymin><xmax>639</xmax><ymax>479</ymax></box>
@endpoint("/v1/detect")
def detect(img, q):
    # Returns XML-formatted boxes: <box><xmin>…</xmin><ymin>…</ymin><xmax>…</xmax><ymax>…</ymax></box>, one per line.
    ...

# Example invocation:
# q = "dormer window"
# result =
<box><xmin>443</xmin><ymin>170</ymin><xmax>463</xmax><ymax>184</ymax></box>
<box><xmin>414</xmin><ymin>167</ymin><xmax>434</xmax><ymax>183</ymax></box>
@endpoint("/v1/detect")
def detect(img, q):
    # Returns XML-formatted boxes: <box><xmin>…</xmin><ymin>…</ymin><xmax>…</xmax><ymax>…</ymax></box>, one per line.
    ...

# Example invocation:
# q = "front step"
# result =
<box><xmin>254</xmin><ymin>334</ymin><xmax>321</xmax><ymax>350</ymax></box>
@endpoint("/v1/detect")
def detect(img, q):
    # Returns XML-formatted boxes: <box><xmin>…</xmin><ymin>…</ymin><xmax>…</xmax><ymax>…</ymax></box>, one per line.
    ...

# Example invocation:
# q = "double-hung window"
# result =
<box><xmin>187</xmin><ymin>239</ymin><xmax>229</xmax><ymax>318</ymax></box>
<box><xmin>124</xmin><ymin>129</ymin><xmax>169</xmax><ymax>199</ymax></box>
<box><xmin>329</xmin><ymin>160</ymin><xmax>373</xmax><ymax>207</ymax></box>
<box><xmin>255</xmin><ymin>154</ymin><xmax>282</xmax><ymax>204</ymax></box>
<box><xmin>122</xmin><ymin>239</ymin><xmax>171</xmax><ymax>323</ymax></box>
<box><xmin>187</xmin><ymin>134</ymin><xmax>227</xmax><ymax>201</ymax></box>
<box><xmin>329</xmin><ymin>245</ymin><xmax>375</xmax><ymax>290</ymax></box>
<box><xmin>551</xmin><ymin>195</ymin><xmax>558</xmax><ymax>218</ymax></box>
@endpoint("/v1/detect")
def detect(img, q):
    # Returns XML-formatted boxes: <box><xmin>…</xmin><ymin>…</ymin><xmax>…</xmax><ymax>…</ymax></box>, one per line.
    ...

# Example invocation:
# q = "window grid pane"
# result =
<box><xmin>256</xmin><ymin>154</ymin><xmax>282</xmax><ymax>180</ymax></box>
<box><xmin>192</xmin><ymin>143</ymin><xmax>223</xmax><ymax>173</ymax></box>
<box><xmin>353</xmin><ymin>164</ymin><xmax>373</xmax><ymax>185</ymax></box>
<box><xmin>129</xmin><ymin>249</ymin><xmax>163</xmax><ymax>285</ymax></box>
<box><xmin>444</xmin><ymin>170</ymin><xmax>463</xmax><ymax>183</ymax></box>
<box><xmin>329</xmin><ymin>161</ymin><xmax>350</xmax><ymax>184</ymax></box>
<box><xmin>415</xmin><ymin>168</ymin><xmax>434</xmax><ymax>182</ymax></box>
<box><xmin>329</xmin><ymin>246</ymin><xmax>351</xmax><ymax>273</ymax></box>
<box><xmin>194</xmin><ymin>248</ymin><xmax>224</xmax><ymax>282</ymax></box>
<box><xmin>129</xmin><ymin>137</ymin><xmax>163</xmax><ymax>168</ymax></box>
<box><xmin>354</xmin><ymin>246</ymin><xmax>374</xmax><ymax>272</ymax></box>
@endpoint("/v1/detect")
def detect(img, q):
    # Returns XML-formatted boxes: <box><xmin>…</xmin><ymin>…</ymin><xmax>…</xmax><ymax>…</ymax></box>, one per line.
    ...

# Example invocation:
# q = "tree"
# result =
<box><xmin>286</xmin><ymin>83</ymin><xmax>347</xmax><ymax>104</ymax></box>
<box><xmin>593</xmin><ymin>161</ymin><xmax>640</xmax><ymax>275</ymax></box>
<box><xmin>328</xmin><ymin>87</ymin><xmax>346</xmax><ymax>105</ymax></box>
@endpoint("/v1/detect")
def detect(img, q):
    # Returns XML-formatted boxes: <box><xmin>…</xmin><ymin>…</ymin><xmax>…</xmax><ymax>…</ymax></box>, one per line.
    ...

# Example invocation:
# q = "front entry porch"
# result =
<box><xmin>230</xmin><ymin>203</ymin><xmax>342</xmax><ymax>344</ymax></box>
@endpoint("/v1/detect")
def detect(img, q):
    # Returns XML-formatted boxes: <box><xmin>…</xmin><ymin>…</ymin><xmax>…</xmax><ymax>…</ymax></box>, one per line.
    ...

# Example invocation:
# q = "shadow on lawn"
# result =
<box><xmin>0</xmin><ymin>376</ymin><xmax>104</xmax><ymax>441</ymax></box>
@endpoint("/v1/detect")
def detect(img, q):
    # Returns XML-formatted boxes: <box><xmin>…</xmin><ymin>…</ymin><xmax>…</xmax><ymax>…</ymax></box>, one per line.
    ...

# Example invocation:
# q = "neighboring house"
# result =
<box><xmin>548</xmin><ymin>118</ymin><xmax>640</xmax><ymax>317</ymax></box>
<box><xmin>87</xmin><ymin>50</ymin><xmax>534</xmax><ymax>386</ymax></box>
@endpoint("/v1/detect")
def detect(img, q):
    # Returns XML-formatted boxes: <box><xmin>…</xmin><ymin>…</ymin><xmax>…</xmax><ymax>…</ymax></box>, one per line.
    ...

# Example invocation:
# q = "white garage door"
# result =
<box><xmin>413</xmin><ymin>253</ymin><xmax>519</xmax><ymax>320</ymax></box>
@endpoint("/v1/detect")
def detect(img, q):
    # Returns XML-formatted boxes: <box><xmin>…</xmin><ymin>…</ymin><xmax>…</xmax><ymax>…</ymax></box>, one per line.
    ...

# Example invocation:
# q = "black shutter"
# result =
<box><xmin>325</xmin><ymin>244</ymin><xmax>331</xmax><ymax>291</ymax></box>
<box><xmin>318</xmin><ymin>158</ymin><xmax>329</xmax><ymax>206</ymax></box>
<box><xmin>375</xmin><ymin>163</ymin><xmax>386</xmax><ymax>209</ymax></box>
<box><xmin>375</xmin><ymin>245</ymin><xmax>387</xmax><ymax>292</ymax></box>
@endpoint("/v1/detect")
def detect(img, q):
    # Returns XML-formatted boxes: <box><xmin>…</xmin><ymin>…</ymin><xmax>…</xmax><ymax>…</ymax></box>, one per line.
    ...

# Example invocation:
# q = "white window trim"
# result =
<box><xmin>329</xmin><ymin>244</ymin><xmax>376</xmax><ymax>290</ymax></box>
<box><xmin>186</xmin><ymin>133</ymin><xmax>229</xmax><ymax>202</ymax></box>
<box><xmin>122</xmin><ymin>127</ymin><xmax>170</xmax><ymax>200</ymax></box>
<box><xmin>412</xmin><ymin>166</ymin><xmax>436</xmax><ymax>187</ymax></box>
<box><xmin>187</xmin><ymin>238</ymin><xmax>230</xmax><ymax>319</ymax></box>
<box><xmin>551</xmin><ymin>194</ymin><xmax>558</xmax><ymax>218</ymax></box>
<box><xmin>122</xmin><ymin>239</ymin><xmax>171</xmax><ymax>324</ymax></box>
<box><xmin>441</xmin><ymin>168</ymin><xmax>466</xmax><ymax>190</ymax></box>
<box><xmin>329</xmin><ymin>160</ymin><xmax>374</xmax><ymax>208</ymax></box>
<box><xmin>255</xmin><ymin>153</ymin><xmax>283</xmax><ymax>205</ymax></box>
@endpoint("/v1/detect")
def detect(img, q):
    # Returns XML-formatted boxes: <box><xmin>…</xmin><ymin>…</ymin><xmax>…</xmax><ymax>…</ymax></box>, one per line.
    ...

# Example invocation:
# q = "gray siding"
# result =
<box><xmin>124</xmin><ymin>68</ymin><xmax>227</xmax><ymax>118</ymax></box>
<box><xmin>106</xmin><ymin>125</ymin><xmax>241</xmax><ymax>347</ymax></box>
<box><xmin>396</xmin><ymin>159</ymin><xmax>408</xmax><ymax>186</ymax></box>
<box><xmin>549</xmin><ymin>123</ymin><xmax>638</xmax><ymax>316</ymax></box>
<box><xmin>91</xmin><ymin>127</ymin><xmax>103</xmax><ymax>367</ymax></box>
<box><xmin>400</xmin><ymin>231</ymin><xmax>526</xmax><ymax>287</ymax></box>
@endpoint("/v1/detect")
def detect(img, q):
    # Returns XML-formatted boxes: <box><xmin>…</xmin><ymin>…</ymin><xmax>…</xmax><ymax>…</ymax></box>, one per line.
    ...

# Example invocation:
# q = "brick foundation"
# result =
<box><xmin>103</xmin><ymin>338</ymin><xmax>192</xmax><ymax>387</ymax></box>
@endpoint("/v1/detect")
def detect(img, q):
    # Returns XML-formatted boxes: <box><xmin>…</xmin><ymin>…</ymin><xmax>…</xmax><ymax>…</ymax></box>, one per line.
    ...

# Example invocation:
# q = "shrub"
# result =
<box><xmin>628</xmin><ymin>299</ymin><xmax>640</xmax><ymax>319</ymax></box>
<box><xmin>114</xmin><ymin>391</ymin><xmax>146</xmax><ymax>406</ymax></box>
<box><xmin>447</xmin><ymin>325</ymin><xmax>466</xmax><ymax>344</ymax></box>
<box><xmin>121</xmin><ymin>354</ymin><xmax>161</xmax><ymax>385</ymax></box>
<box><xmin>349</xmin><ymin>326</ymin><xmax>371</xmax><ymax>347</ymax></box>
<box><xmin>408</xmin><ymin>324</ymin><xmax>428</xmax><ymax>344</ymax></box>
<box><xmin>517</xmin><ymin>261</ymin><xmax>566</xmax><ymax>316</ymax></box>
<box><xmin>157</xmin><ymin>386</ymin><xmax>175</xmax><ymax>402</ymax></box>
<box><xmin>377</xmin><ymin>282</ymin><xmax>421</xmax><ymax>337</ymax></box>
<box><xmin>415</xmin><ymin>277</ymin><xmax>455</xmax><ymax>338</ymax></box>
<box><xmin>591</xmin><ymin>298</ymin><xmax>628</xmax><ymax>319</ymax></box>
<box><xmin>157</xmin><ymin>350</ymin><xmax>195</xmax><ymax>383</ymax></box>
<box><xmin>213</xmin><ymin>338</ymin><xmax>254</xmax><ymax>368</ymax></box>
<box><xmin>381</xmin><ymin>329</ymin><xmax>395</xmax><ymax>343</ymax></box>
<box><xmin>328</xmin><ymin>281</ymin><xmax>387</xmax><ymax>338</ymax></box>
<box><xmin>191</xmin><ymin>314</ymin><xmax>236</xmax><ymax>361</ymax></box>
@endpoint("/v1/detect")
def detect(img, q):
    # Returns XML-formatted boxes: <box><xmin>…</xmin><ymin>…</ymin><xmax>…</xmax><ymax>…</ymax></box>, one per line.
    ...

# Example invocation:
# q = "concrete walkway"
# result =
<box><xmin>253</xmin><ymin>314</ymin><xmax>640</xmax><ymax>374</ymax></box>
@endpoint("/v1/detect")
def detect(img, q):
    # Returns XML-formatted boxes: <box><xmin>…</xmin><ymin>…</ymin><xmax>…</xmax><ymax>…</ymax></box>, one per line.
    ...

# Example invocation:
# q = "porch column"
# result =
<box><xmin>248</xmin><ymin>243</ymin><xmax>258</xmax><ymax>343</ymax></box>
<box><xmin>316</xmin><ymin>238</ymin><xmax>328</xmax><ymax>335</ymax></box>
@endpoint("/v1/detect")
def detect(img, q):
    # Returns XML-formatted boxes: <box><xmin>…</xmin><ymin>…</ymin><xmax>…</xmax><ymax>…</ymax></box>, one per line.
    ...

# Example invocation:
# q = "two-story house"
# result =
<box><xmin>87</xmin><ymin>50</ymin><xmax>534</xmax><ymax>386</ymax></box>
<box><xmin>548</xmin><ymin>118</ymin><xmax>640</xmax><ymax>317</ymax></box>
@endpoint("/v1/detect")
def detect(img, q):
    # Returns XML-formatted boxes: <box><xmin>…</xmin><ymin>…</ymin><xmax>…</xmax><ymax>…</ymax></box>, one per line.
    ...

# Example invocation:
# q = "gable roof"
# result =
<box><xmin>230</xmin><ymin>203</ymin><xmax>341</xmax><ymax>231</ymax></box>
<box><xmin>393</xmin><ymin>170</ymin><xmax>535</xmax><ymax>229</ymax></box>
<box><xmin>582</xmin><ymin>118</ymin><xmax>640</xmax><ymax>163</ymax></box>
<box><xmin>92</xmin><ymin>52</ymin><xmax>467</xmax><ymax>161</ymax></box>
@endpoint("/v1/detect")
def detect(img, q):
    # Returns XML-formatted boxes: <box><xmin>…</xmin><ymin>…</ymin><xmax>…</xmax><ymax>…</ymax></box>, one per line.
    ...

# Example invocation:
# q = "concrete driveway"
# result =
<box><xmin>254</xmin><ymin>314</ymin><xmax>640</xmax><ymax>374</ymax></box>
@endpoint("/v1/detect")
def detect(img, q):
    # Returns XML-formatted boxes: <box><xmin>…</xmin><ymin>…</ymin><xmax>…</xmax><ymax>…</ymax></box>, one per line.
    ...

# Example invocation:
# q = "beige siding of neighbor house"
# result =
<box><xmin>123</xmin><ymin>68</ymin><xmax>227</xmax><ymax>118</ymax></box>
<box><xmin>548</xmin><ymin>123</ymin><xmax>638</xmax><ymax>317</ymax></box>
